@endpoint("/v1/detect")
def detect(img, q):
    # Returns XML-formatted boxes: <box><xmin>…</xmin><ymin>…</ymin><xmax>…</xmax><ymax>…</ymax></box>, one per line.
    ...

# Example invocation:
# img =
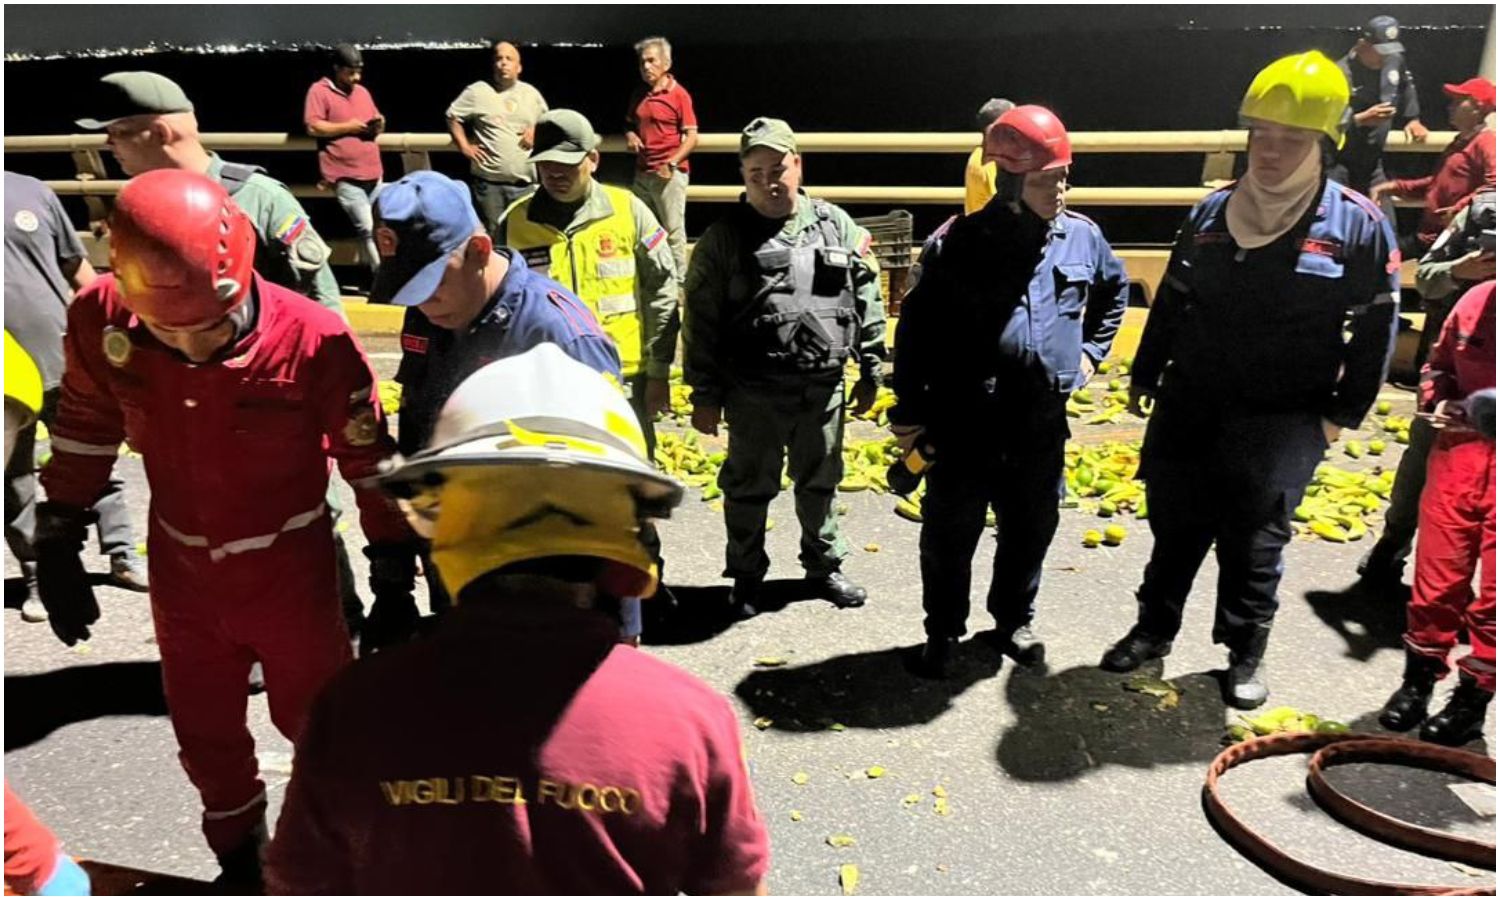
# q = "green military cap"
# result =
<box><xmin>739</xmin><ymin>117</ymin><xmax>798</xmax><ymax>156</ymax></box>
<box><xmin>76</xmin><ymin>71</ymin><xmax>194</xmax><ymax>130</ymax></box>
<box><xmin>529</xmin><ymin>109</ymin><xmax>600</xmax><ymax>165</ymax></box>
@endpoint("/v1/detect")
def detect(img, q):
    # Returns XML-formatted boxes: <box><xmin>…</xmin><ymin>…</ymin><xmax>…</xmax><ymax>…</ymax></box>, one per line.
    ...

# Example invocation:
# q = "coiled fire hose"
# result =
<box><xmin>1203</xmin><ymin>732</ymin><xmax>1495</xmax><ymax>895</ymax></box>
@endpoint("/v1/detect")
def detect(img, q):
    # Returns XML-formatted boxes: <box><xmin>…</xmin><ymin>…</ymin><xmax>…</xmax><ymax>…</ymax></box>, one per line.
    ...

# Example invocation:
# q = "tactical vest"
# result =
<box><xmin>505</xmin><ymin>185</ymin><xmax>643</xmax><ymax>377</ymax></box>
<box><xmin>732</xmin><ymin>200</ymin><xmax>860</xmax><ymax>375</ymax></box>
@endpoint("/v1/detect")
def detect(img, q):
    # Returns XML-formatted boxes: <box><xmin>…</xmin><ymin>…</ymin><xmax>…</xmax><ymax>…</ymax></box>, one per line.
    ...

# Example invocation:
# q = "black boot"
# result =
<box><xmin>212</xmin><ymin>819</ymin><xmax>267</xmax><ymax>892</ymax></box>
<box><xmin>811</xmin><ymin>570</ymin><xmax>867</xmax><ymax>609</ymax></box>
<box><xmin>1419</xmin><ymin>673</ymin><xmax>1493</xmax><ymax>746</ymax></box>
<box><xmin>1100</xmin><ymin>626</ymin><xmax>1173</xmax><ymax>673</ymax></box>
<box><xmin>912</xmin><ymin>636</ymin><xmax>958</xmax><ymax>680</ymax></box>
<box><xmin>730</xmin><ymin>578</ymin><xmax>762</xmax><ymax>619</ymax></box>
<box><xmin>983</xmin><ymin>624</ymin><xmax>1045</xmax><ymax>667</ymax></box>
<box><xmin>1224</xmin><ymin>626</ymin><xmax>1272</xmax><ymax>710</ymax></box>
<box><xmin>1378</xmin><ymin>650</ymin><xmax>1442</xmax><ymax>731</ymax></box>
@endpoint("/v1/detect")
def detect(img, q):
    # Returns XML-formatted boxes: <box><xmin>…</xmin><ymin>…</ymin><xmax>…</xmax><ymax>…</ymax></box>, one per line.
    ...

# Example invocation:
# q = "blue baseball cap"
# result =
<box><xmin>371</xmin><ymin>171</ymin><xmax>481</xmax><ymax>307</ymax></box>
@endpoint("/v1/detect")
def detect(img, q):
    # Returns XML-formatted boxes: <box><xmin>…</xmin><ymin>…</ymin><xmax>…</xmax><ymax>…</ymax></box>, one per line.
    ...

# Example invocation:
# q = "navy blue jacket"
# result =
<box><xmin>1134</xmin><ymin>179</ymin><xmax>1400</xmax><ymax>488</ymax></box>
<box><xmin>395</xmin><ymin>249</ymin><xmax>622</xmax><ymax>455</ymax></box>
<box><xmin>891</xmin><ymin>202</ymin><xmax>1128</xmax><ymax>450</ymax></box>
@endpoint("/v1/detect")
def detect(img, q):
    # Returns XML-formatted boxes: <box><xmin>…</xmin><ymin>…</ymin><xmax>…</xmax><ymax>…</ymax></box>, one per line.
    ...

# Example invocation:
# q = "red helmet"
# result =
<box><xmin>109</xmin><ymin>169</ymin><xmax>256</xmax><ymax>328</ymax></box>
<box><xmin>984</xmin><ymin>104</ymin><xmax>1073</xmax><ymax>174</ymax></box>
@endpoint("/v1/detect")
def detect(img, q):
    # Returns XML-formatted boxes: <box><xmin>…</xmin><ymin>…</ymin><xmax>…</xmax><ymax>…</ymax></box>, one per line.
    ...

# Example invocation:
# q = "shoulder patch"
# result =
<box><xmin>642</xmin><ymin>226</ymin><xmax>667</xmax><ymax>251</ymax></box>
<box><xmin>273</xmin><ymin>214</ymin><xmax>309</xmax><ymax>246</ymax></box>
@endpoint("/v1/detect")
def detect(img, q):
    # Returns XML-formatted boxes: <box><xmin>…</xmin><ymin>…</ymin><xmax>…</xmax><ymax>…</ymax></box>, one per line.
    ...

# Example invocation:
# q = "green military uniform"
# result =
<box><xmin>206</xmin><ymin>154</ymin><xmax>343</xmax><ymax>314</ymax></box>
<box><xmin>206</xmin><ymin>153</ymin><xmax>360</xmax><ymax>629</ymax></box>
<box><xmin>685</xmin><ymin>135</ymin><xmax>886</xmax><ymax>581</ymax></box>
<box><xmin>503</xmin><ymin>178</ymin><xmax>678</xmax><ymax>455</ymax></box>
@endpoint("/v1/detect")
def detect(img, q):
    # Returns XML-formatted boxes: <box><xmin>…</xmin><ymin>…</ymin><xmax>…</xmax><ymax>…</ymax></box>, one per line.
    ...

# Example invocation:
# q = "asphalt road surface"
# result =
<box><xmin>5</xmin><ymin>359</ymin><xmax>1494</xmax><ymax>895</ymax></box>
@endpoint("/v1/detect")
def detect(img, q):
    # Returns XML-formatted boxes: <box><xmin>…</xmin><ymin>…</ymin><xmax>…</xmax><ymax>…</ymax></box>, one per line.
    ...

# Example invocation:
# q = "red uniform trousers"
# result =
<box><xmin>4</xmin><ymin>783</ymin><xmax>59</xmax><ymax>894</ymax></box>
<box><xmin>148</xmin><ymin>512</ymin><xmax>352</xmax><ymax>855</ymax></box>
<box><xmin>1406</xmin><ymin>431</ymin><xmax>1496</xmax><ymax>692</ymax></box>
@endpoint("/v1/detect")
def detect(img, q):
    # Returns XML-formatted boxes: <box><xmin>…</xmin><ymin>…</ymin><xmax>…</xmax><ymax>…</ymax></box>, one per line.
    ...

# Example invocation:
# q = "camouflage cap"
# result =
<box><xmin>76</xmin><ymin>72</ymin><xmax>194</xmax><ymax>130</ymax></box>
<box><xmin>739</xmin><ymin>117</ymin><xmax>798</xmax><ymax>157</ymax></box>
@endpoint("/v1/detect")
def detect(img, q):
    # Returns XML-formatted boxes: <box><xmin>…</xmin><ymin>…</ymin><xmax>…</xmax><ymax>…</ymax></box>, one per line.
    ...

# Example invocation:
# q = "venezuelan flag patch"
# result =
<box><xmin>274</xmin><ymin>214</ymin><xmax>309</xmax><ymax>246</ymax></box>
<box><xmin>642</xmin><ymin>227</ymin><xmax>667</xmax><ymax>251</ymax></box>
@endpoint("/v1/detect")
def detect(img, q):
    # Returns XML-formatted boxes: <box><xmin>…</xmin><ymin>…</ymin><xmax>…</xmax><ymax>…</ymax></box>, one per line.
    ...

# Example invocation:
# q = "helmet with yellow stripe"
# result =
<box><xmin>379</xmin><ymin>343</ymin><xmax>683</xmax><ymax>600</ymax></box>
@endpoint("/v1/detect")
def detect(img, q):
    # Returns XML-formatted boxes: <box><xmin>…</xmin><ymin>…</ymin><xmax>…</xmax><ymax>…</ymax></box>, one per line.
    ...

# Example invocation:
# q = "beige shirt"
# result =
<box><xmin>446</xmin><ymin>80</ymin><xmax>549</xmax><ymax>183</ymax></box>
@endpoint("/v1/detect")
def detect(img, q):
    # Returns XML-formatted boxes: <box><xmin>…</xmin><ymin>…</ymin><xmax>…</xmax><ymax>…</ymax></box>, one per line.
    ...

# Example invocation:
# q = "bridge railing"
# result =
<box><xmin>5</xmin><ymin>129</ymin><xmax>1445</xmax><ymax>301</ymax></box>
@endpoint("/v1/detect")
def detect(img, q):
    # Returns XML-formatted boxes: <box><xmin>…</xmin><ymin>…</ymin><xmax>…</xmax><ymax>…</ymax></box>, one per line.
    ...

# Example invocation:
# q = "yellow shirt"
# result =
<box><xmin>963</xmin><ymin>146</ymin><xmax>997</xmax><ymax>215</ymax></box>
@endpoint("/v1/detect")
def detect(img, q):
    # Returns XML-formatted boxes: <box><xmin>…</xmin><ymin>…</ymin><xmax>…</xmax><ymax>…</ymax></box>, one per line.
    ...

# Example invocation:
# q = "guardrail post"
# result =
<box><xmin>1200</xmin><ymin>151</ymin><xmax>1236</xmax><ymax>185</ymax></box>
<box><xmin>401</xmin><ymin>150</ymin><xmax>431</xmax><ymax>174</ymax></box>
<box><xmin>71</xmin><ymin>148</ymin><xmax>112</xmax><ymax>226</ymax></box>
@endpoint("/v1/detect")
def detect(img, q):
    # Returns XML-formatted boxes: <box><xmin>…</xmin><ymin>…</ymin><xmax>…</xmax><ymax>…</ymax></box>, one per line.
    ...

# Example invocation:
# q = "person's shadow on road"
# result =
<box><xmin>734</xmin><ymin>638</ymin><xmax>1002</xmax><ymax>731</ymax></box>
<box><xmin>5</xmin><ymin>661</ymin><xmax>168</xmax><ymax>751</ymax></box>
<box><xmin>1304</xmin><ymin>581</ymin><xmax>1406</xmax><ymax>662</ymax></box>
<box><xmin>995</xmin><ymin>660</ymin><xmax>1228</xmax><ymax>782</ymax></box>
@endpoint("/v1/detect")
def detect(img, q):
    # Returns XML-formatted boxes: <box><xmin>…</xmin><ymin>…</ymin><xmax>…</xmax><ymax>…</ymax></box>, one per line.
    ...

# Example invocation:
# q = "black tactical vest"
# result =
<box><xmin>731</xmin><ymin>200</ymin><xmax>860</xmax><ymax>375</ymax></box>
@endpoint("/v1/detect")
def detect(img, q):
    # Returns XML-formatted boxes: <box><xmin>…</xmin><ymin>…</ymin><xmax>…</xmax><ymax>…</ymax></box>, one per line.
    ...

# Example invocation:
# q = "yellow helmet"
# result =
<box><xmin>1239</xmin><ymin>51</ymin><xmax>1350</xmax><ymax>148</ymax></box>
<box><xmin>379</xmin><ymin>343</ymin><xmax>683</xmax><ymax>600</ymax></box>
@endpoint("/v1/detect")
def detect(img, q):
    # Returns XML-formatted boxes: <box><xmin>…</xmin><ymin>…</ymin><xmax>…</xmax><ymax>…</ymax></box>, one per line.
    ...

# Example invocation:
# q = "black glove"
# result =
<box><xmin>360</xmin><ymin>543</ymin><xmax>419</xmax><ymax>657</ymax></box>
<box><xmin>34</xmin><ymin>502</ymin><xmax>101</xmax><ymax>646</ymax></box>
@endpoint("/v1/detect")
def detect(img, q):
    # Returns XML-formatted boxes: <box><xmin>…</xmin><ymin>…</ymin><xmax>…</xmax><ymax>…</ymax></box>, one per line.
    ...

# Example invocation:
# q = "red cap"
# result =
<box><xmin>983</xmin><ymin>104</ymin><xmax>1073</xmax><ymax>174</ymax></box>
<box><xmin>1443</xmin><ymin>77</ymin><xmax>1496</xmax><ymax>112</ymax></box>
<box><xmin>109</xmin><ymin>169</ymin><xmax>256</xmax><ymax>328</ymax></box>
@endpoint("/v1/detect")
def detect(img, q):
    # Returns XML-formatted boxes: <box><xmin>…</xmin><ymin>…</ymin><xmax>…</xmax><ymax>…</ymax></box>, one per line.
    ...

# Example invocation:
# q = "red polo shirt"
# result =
<box><xmin>265</xmin><ymin>601</ymin><xmax>770</xmax><ymax>895</ymax></box>
<box><xmin>1392</xmin><ymin>128</ymin><xmax>1495</xmax><ymax>251</ymax></box>
<box><xmin>303</xmin><ymin>77</ymin><xmax>384</xmax><ymax>183</ymax></box>
<box><xmin>627</xmin><ymin>75</ymin><xmax>698</xmax><ymax>173</ymax></box>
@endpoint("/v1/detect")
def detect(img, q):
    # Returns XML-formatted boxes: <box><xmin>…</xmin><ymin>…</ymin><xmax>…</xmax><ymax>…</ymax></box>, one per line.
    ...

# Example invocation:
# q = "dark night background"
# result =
<box><xmin>3</xmin><ymin>5</ymin><xmax>1493</xmax><ymax>258</ymax></box>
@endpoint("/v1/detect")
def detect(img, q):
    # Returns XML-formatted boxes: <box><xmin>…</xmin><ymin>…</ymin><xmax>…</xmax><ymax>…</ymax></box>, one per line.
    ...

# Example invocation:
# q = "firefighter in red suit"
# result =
<box><xmin>33</xmin><ymin>169</ymin><xmax>417</xmax><ymax>887</ymax></box>
<box><xmin>1379</xmin><ymin>278</ymin><xmax>1496</xmax><ymax>745</ymax></box>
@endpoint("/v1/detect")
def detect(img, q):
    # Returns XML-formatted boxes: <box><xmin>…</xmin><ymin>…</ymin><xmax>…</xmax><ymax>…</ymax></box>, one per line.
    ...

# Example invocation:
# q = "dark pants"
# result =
<box><xmin>1134</xmin><ymin>467</ymin><xmax>1298</xmax><ymax>647</ymax></box>
<box><xmin>4</xmin><ymin>388</ymin><xmax>133</xmax><ymax>564</ymax></box>
<box><xmin>918</xmin><ymin>399</ymin><xmax>1067</xmax><ymax>639</ymax></box>
<box><xmin>1364</xmin><ymin>414</ymin><xmax>1439</xmax><ymax>576</ymax></box>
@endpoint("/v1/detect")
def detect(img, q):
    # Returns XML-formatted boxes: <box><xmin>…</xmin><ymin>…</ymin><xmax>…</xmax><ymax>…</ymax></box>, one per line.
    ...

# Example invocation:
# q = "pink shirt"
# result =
<box><xmin>303</xmin><ymin>78</ymin><xmax>383</xmax><ymax>183</ymax></box>
<box><xmin>627</xmin><ymin>76</ymin><xmax>698</xmax><ymax>174</ymax></box>
<box><xmin>265</xmin><ymin>604</ymin><xmax>770</xmax><ymax>895</ymax></box>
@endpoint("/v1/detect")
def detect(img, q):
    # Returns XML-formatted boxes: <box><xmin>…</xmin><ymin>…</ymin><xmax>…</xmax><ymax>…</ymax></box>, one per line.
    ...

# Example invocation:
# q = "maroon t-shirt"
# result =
<box><xmin>627</xmin><ymin>76</ymin><xmax>698</xmax><ymax>174</ymax></box>
<box><xmin>265</xmin><ymin>601</ymin><xmax>770</xmax><ymax>895</ymax></box>
<box><xmin>303</xmin><ymin>77</ymin><xmax>384</xmax><ymax>183</ymax></box>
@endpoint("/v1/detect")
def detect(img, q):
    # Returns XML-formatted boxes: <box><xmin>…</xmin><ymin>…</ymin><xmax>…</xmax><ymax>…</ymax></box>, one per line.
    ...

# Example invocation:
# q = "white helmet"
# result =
<box><xmin>380</xmin><ymin>343</ymin><xmax>683</xmax><ymax>598</ymax></box>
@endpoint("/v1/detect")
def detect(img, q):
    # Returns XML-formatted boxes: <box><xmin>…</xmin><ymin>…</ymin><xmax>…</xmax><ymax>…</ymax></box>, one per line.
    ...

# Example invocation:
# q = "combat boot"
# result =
<box><xmin>730</xmin><ymin>577</ymin><xmax>762</xmax><ymax>619</ymax></box>
<box><xmin>1419</xmin><ymin>673</ymin><xmax>1493</xmax><ymax>746</ymax></box>
<box><xmin>212</xmin><ymin>817</ymin><xmax>267</xmax><ymax>892</ymax></box>
<box><xmin>811</xmin><ymin>570</ymin><xmax>867</xmax><ymax>609</ymax></box>
<box><xmin>1099</xmin><ymin>626</ymin><xmax>1173</xmax><ymax>673</ymax></box>
<box><xmin>984</xmin><ymin>624</ymin><xmax>1045</xmax><ymax>667</ymax></box>
<box><xmin>1224</xmin><ymin>626</ymin><xmax>1272</xmax><ymax>710</ymax></box>
<box><xmin>912</xmin><ymin>636</ymin><xmax>958</xmax><ymax>680</ymax></box>
<box><xmin>1378</xmin><ymin>650</ymin><xmax>1443</xmax><ymax>731</ymax></box>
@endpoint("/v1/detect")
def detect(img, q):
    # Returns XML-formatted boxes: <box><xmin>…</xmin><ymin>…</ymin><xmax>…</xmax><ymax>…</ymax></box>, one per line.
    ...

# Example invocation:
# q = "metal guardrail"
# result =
<box><xmin>7</xmin><ymin>129</ymin><xmax>1454</xmax><ymax>207</ymax></box>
